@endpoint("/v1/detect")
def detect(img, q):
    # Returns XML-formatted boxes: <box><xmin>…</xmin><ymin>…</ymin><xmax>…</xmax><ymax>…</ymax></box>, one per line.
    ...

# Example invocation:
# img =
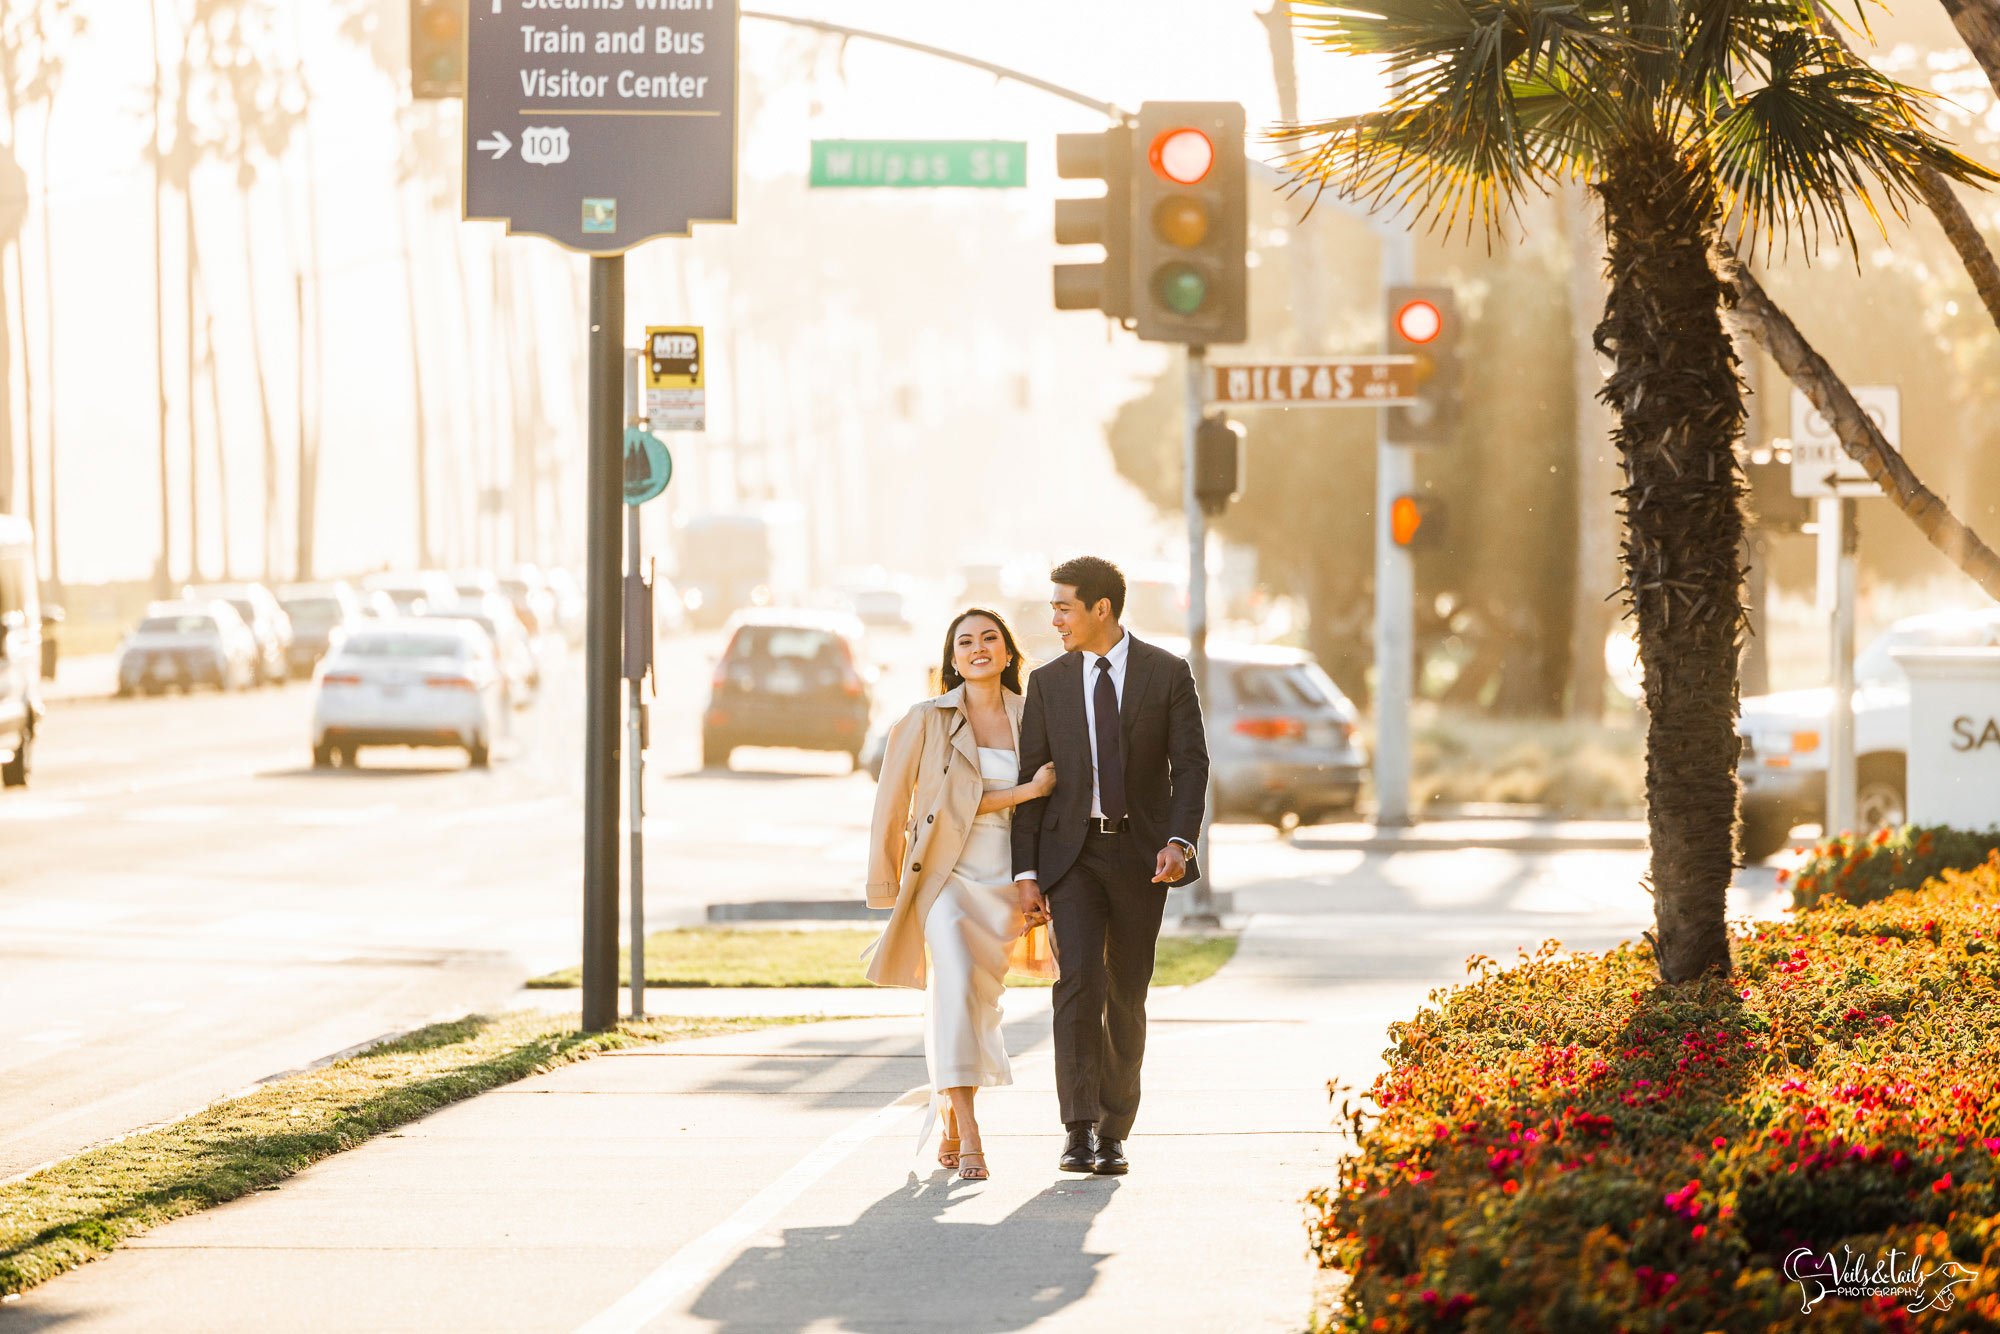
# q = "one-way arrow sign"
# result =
<box><xmin>477</xmin><ymin>130</ymin><xmax>511</xmax><ymax>161</ymax></box>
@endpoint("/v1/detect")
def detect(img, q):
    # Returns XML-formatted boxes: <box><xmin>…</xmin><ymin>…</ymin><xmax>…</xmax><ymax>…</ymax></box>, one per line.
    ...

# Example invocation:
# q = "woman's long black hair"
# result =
<box><xmin>937</xmin><ymin>607</ymin><xmax>1026</xmax><ymax>695</ymax></box>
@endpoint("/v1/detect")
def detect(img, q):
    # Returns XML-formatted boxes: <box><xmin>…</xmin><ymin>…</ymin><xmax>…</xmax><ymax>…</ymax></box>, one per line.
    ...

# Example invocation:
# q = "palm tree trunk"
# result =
<box><xmin>11</xmin><ymin>194</ymin><xmax>37</xmax><ymax>549</ymax></box>
<box><xmin>39</xmin><ymin>107</ymin><xmax>59</xmax><ymax>592</ymax></box>
<box><xmin>150</xmin><ymin>0</ymin><xmax>171</xmax><ymax>596</ymax></box>
<box><xmin>183</xmin><ymin>171</ymin><xmax>203</xmax><ymax>583</ymax></box>
<box><xmin>197</xmin><ymin>256</ymin><xmax>231</xmax><ymax>577</ymax></box>
<box><xmin>238</xmin><ymin>188</ymin><xmax>281</xmax><ymax>583</ymax></box>
<box><xmin>1723</xmin><ymin>254</ymin><xmax>2000</xmax><ymax>599</ymax></box>
<box><xmin>393</xmin><ymin>163</ymin><xmax>432</xmax><ymax>569</ymax></box>
<box><xmin>1938</xmin><ymin>0</ymin><xmax>2000</xmax><ymax>99</ymax></box>
<box><xmin>1597</xmin><ymin>134</ymin><xmax>1743</xmax><ymax>983</ymax></box>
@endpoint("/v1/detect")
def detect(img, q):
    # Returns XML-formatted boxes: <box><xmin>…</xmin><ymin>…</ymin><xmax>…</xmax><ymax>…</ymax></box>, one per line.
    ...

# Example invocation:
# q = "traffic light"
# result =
<box><xmin>1052</xmin><ymin>124</ymin><xmax>1133</xmax><ymax>320</ymax></box>
<box><xmin>1194</xmin><ymin>414</ymin><xmax>1245</xmax><ymax>516</ymax></box>
<box><xmin>1385</xmin><ymin>286</ymin><xmax>1461</xmax><ymax>444</ymax></box>
<box><xmin>1131</xmin><ymin>102</ymin><xmax>1247</xmax><ymax>346</ymax></box>
<box><xmin>410</xmin><ymin>0</ymin><xmax>466</xmax><ymax>100</ymax></box>
<box><xmin>1389</xmin><ymin>493</ymin><xmax>1443</xmax><ymax>549</ymax></box>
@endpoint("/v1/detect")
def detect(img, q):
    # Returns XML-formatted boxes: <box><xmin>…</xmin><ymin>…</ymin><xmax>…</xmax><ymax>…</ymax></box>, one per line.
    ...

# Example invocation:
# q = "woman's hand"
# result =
<box><xmin>1028</xmin><ymin>761</ymin><xmax>1058</xmax><ymax>799</ymax></box>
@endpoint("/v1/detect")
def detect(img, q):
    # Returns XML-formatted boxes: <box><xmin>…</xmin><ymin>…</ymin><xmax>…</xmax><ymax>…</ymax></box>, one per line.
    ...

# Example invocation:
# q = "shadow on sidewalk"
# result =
<box><xmin>689</xmin><ymin>1175</ymin><xmax>1119</xmax><ymax>1332</ymax></box>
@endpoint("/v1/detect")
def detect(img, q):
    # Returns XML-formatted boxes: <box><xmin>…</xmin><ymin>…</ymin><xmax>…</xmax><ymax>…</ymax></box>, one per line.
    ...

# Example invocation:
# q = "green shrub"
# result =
<box><xmin>1308</xmin><ymin>865</ymin><xmax>2000</xmax><ymax>1331</ymax></box>
<box><xmin>1786</xmin><ymin>825</ymin><xmax>2000</xmax><ymax>910</ymax></box>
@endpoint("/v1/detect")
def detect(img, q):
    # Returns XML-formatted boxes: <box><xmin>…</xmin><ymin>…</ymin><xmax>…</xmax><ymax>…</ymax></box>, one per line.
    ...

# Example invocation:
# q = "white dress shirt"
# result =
<box><xmin>1082</xmin><ymin>629</ymin><xmax>1132</xmax><ymax>819</ymax></box>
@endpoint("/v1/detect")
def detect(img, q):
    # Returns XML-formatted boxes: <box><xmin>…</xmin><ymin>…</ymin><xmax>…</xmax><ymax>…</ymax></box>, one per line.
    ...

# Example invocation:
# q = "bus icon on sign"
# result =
<box><xmin>649</xmin><ymin>329</ymin><xmax>701</xmax><ymax>384</ymax></box>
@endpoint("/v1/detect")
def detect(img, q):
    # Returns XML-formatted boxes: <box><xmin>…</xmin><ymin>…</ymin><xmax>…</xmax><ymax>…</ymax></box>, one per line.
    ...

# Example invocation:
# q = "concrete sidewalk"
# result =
<box><xmin>0</xmin><ymin>917</ymin><xmax>1419</xmax><ymax>1332</ymax></box>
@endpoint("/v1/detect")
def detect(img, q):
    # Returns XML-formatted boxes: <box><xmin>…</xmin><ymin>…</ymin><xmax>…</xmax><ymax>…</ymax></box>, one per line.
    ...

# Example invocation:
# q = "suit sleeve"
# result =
<box><xmin>1011</xmin><ymin>674</ymin><xmax>1052</xmax><ymax>881</ymax></box>
<box><xmin>1167</xmin><ymin>655</ymin><xmax>1210</xmax><ymax>844</ymax></box>
<box><xmin>865</xmin><ymin>704</ymin><xmax>926</xmax><ymax>909</ymax></box>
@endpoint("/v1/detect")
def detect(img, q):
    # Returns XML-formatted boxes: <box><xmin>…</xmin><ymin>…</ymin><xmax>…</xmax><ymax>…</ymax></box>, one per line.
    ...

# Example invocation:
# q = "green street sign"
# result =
<box><xmin>622</xmin><ymin>428</ymin><xmax>672</xmax><ymax>506</ymax></box>
<box><xmin>810</xmin><ymin>140</ymin><xmax>1026</xmax><ymax>189</ymax></box>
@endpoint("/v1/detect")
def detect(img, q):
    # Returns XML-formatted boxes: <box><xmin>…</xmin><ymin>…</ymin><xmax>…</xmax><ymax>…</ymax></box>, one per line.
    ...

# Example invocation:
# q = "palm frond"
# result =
<box><xmin>1706</xmin><ymin>29</ymin><xmax>2000</xmax><ymax>256</ymax></box>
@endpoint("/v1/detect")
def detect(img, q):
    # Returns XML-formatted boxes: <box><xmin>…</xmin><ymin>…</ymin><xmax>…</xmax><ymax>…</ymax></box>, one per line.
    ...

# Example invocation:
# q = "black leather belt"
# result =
<box><xmin>1088</xmin><ymin>816</ymin><xmax>1129</xmax><ymax>835</ymax></box>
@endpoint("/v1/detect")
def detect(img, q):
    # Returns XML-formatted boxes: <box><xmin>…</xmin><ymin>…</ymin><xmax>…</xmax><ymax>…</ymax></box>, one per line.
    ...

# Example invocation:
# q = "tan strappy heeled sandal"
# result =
<box><xmin>957</xmin><ymin>1137</ymin><xmax>989</xmax><ymax>1182</ymax></box>
<box><xmin>938</xmin><ymin>1103</ymin><xmax>960</xmax><ymax>1170</ymax></box>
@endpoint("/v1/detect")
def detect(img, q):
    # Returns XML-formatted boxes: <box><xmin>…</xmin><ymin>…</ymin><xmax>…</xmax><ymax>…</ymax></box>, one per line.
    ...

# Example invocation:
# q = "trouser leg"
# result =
<box><xmin>1046</xmin><ymin>854</ymin><xmax>1109</xmax><ymax>1127</ymax></box>
<box><xmin>1097</xmin><ymin>852</ymin><xmax>1168</xmax><ymax>1141</ymax></box>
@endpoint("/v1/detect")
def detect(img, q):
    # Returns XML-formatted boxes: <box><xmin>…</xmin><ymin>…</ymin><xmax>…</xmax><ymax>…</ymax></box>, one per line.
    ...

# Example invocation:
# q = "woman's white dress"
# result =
<box><xmin>922</xmin><ymin>745</ymin><xmax>1020</xmax><ymax>1090</ymax></box>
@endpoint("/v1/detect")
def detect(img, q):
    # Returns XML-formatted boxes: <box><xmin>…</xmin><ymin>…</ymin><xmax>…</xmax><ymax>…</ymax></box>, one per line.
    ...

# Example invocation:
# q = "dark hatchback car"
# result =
<box><xmin>702</xmin><ymin>610</ymin><xmax>874</xmax><ymax>769</ymax></box>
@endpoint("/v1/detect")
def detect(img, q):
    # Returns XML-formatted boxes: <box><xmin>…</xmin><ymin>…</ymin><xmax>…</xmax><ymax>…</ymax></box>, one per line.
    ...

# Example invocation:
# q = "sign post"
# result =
<box><xmin>467</xmin><ymin>0</ymin><xmax>737</xmax><ymax>1032</ymax></box>
<box><xmin>1790</xmin><ymin>386</ymin><xmax>1894</xmax><ymax>836</ymax></box>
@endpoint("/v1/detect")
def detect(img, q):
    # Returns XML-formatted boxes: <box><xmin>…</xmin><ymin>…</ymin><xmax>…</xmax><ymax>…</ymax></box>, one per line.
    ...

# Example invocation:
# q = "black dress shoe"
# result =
<box><xmin>1059</xmin><ymin>1127</ymin><xmax>1098</xmax><ymax>1173</ymax></box>
<box><xmin>1093</xmin><ymin>1138</ymin><xmax>1129</xmax><ymax>1175</ymax></box>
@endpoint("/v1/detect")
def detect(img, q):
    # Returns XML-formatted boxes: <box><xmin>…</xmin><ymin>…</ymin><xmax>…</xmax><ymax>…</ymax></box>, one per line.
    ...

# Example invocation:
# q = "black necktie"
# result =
<box><xmin>1094</xmin><ymin>656</ymin><xmax>1126</xmax><ymax>821</ymax></box>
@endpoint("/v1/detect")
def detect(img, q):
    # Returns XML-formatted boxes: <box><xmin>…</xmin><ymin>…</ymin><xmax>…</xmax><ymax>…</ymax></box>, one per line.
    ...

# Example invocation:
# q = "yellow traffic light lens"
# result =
<box><xmin>420</xmin><ymin>6</ymin><xmax>461</xmax><ymax>39</ymax></box>
<box><xmin>1153</xmin><ymin>196</ymin><xmax>1209</xmax><ymax>248</ymax></box>
<box><xmin>1150</xmin><ymin>128</ymin><xmax>1214</xmax><ymax>185</ymax></box>
<box><xmin>1394</xmin><ymin>298</ymin><xmax>1443</xmax><ymax>345</ymax></box>
<box><xmin>1390</xmin><ymin>495</ymin><xmax>1424</xmax><ymax>546</ymax></box>
<box><xmin>1154</xmin><ymin>263</ymin><xmax>1208</xmax><ymax>314</ymax></box>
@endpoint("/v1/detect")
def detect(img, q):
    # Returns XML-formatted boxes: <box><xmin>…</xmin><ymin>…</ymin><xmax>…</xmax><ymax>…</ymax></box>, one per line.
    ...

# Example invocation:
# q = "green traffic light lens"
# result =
<box><xmin>1154</xmin><ymin>263</ymin><xmax>1207</xmax><ymax>315</ymax></box>
<box><xmin>428</xmin><ymin>55</ymin><xmax>460</xmax><ymax>83</ymax></box>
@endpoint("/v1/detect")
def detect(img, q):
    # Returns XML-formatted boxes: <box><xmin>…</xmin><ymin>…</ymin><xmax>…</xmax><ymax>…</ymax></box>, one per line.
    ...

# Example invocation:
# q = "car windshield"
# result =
<box><xmin>139</xmin><ymin>616</ymin><xmax>216</xmax><ymax>636</ymax></box>
<box><xmin>1854</xmin><ymin>620</ymin><xmax>2000</xmax><ymax>685</ymax></box>
<box><xmin>284</xmin><ymin>598</ymin><xmax>344</xmax><ymax>625</ymax></box>
<box><xmin>730</xmin><ymin>626</ymin><xmax>841</xmax><ymax>662</ymax></box>
<box><xmin>1233</xmin><ymin>664</ymin><xmax>1338</xmax><ymax>711</ymax></box>
<box><xmin>342</xmin><ymin>635</ymin><xmax>467</xmax><ymax>660</ymax></box>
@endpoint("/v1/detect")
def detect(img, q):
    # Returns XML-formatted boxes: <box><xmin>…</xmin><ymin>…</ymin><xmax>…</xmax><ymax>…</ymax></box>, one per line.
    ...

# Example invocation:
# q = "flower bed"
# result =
<box><xmin>1785</xmin><ymin>826</ymin><xmax>2000</xmax><ymax>910</ymax></box>
<box><xmin>1308</xmin><ymin>865</ymin><xmax>2000</xmax><ymax>1330</ymax></box>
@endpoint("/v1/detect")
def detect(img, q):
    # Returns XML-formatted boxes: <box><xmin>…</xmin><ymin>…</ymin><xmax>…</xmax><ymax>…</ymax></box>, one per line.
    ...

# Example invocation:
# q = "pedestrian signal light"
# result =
<box><xmin>1385</xmin><ymin>286</ymin><xmax>1460</xmax><ymax>445</ymax></box>
<box><xmin>1194</xmin><ymin>413</ymin><xmax>1246</xmax><ymax>516</ymax></box>
<box><xmin>1390</xmin><ymin>494</ymin><xmax>1436</xmax><ymax>548</ymax></box>
<box><xmin>1130</xmin><ymin>102</ymin><xmax>1247</xmax><ymax>345</ymax></box>
<box><xmin>410</xmin><ymin>0</ymin><xmax>467</xmax><ymax>100</ymax></box>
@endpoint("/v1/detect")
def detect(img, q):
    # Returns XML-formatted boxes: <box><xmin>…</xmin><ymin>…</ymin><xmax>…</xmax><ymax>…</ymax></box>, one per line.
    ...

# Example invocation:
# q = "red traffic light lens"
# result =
<box><xmin>1149</xmin><ymin>128</ymin><xmax>1214</xmax><ymax>185</ymax></box>
<box><xmin>1394</xmin><ymin>299</ymin><xmax>1443</xmax><ymax>345</ymax></box>
<box><xmin>1390</xmin><ymin>495</ymin><xmax>1425</xmax><ymax>546</ymax></box>
<box><xmin>1153</xmin><ymin>196</ymin><xmax>1209</xmax><ymax>248</ymax></box>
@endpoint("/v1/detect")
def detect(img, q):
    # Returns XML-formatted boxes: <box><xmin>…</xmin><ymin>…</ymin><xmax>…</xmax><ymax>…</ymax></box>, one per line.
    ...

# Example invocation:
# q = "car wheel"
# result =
<box><xmin>312</xmin><ymin>742</ymin><xmax>334</xmax><ymax>770</ymax></box>
<box><xmin>1738</xmin><ymin>809</ymin><xmax>1794</xmax><ymax>863</ymax></box>
<box><xmin>1856</xmin><ymin>757</ymin><xmax>1907</xmax><ymax>833</ymax></box>
<box><xmin>467</xmin><ymin>738</ymin><xmax>491</xmax><ymax>769</ymax></box>
<box><xmin>142</xmin><ymin>680</ymin><xmax>165</xmax><ymax>697</ymax></box>
<box><xmin>702</xmin><ymin>734</ymin><xmax>732</xmax><ymax>770</ymax></box>
<box><xmin>2</xmin><ymin>727</ymin><xmax>31</xmax><ymax>788</ymax></box>
<box><xmin>336</xmin><ymin>744</ymin><xmax>359</xmax><ymax>769</ymax></box>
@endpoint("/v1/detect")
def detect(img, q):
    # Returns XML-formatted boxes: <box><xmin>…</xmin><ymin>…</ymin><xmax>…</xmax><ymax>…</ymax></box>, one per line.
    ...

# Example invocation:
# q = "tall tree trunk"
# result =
<box><xmin>394</xmin><ymin>161</ymin><xmax>432</xmax><ymax>568</ymax></box>
<box><xmin>0</xmin><ymin>231</ymin><xmax>13</xmax><ymax>517</ymax></box>
<box><xmin>197</xmin><ymin>255</ymin><xmax>231</xmax><ymax>577</ymax></box>
<box><xmin>11</xmin><ymin>190</ymin><xmax>36</xmax><ymax>549</ymax></box>
<box><xmin>1938</xmin><ymin>0</ymin><xmax>2000</xmax><ymax>98</ymax></box>
<box><xmin>1562</xmin><ymin>184</ymin><xmax>1618</xmax><ymax>721</ymax></box>
<box><xmin>1597</xmin><ymin>134</ymin><xmax>1743</xmax><ymax>983</ymax></box>
<box><xmin>150</xmin><ymin>0</ymin><xmax>171</xmax><ymax>595</ymax></box>
<box><xmin>238</xmin><ymin>189</ymin><xmax>281</xmax><ymax>584</ymax></box>
<box><xmin>182</xmin><ymin>171</ymin><xmax>203</xmax><ymax>583</ymax></box>
<box><xmin>39</xmin><ymin>108</ymin><xmax>58</xmax><ymax>591</ymax></box>
<box><xmin>1723</xmin><ymin>254</ymin><xmax>2000</xmax><ymax>598</ymax></box>
<box><xmin>290</xmin><ymin>24</ymin><xmax>324</xmax><ymax>582</ymax></box>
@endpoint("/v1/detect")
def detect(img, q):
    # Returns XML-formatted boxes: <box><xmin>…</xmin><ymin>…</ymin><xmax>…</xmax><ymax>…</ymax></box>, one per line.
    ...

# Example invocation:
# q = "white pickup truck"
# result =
<box><xmin>1737</xmin><ymin>608</ymin><xmax>2000</xmax><ymax>860</ymax></box>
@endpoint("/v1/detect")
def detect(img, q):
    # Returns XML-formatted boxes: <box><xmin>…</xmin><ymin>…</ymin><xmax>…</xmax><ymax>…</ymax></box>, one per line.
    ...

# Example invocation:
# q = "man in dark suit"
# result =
<box><xmin>1012</xmin><ymin>555</ymin><xmax>1209</xmax><ymax>1176</ymax></box>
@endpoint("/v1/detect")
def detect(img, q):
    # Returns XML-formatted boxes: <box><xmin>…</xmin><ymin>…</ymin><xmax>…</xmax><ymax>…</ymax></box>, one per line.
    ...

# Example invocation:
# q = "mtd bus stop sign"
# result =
<box><xmin>466</xmin><ymin>0</ymin><xmax>739</xmax><ymax>254</ymax></box>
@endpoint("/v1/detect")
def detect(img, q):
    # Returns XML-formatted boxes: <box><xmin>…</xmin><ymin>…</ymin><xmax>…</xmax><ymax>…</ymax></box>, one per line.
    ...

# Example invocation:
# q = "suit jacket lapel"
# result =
<box><xmin>1059</xmin><ymin>651</ymin><xmax>1092</xmax><ymax>774</ymax></box>
<box><xmin>1119</xmin><ymin>634</ymin><xmax>1154</xmax><ymax>746</ymax></box>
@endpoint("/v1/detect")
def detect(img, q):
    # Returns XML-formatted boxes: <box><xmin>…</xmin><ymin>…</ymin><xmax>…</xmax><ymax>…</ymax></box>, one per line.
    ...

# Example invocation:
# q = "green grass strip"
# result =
<box><xmin>525</xmin><ymin>927</ymin><xmax>1241</xmax><ymax>990</ymax></box>
<box><xmin>0</xmin><ymin>1010</ymin><xmax>785</xmax><ymax>1297</ymax></box>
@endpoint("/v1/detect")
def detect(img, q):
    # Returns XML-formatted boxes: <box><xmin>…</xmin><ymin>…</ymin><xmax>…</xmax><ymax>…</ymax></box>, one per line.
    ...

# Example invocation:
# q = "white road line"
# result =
<box><xmin>575</xmin><ymin>1089</ymin><xmax>925</xmax><ymax>1334</ymax></box>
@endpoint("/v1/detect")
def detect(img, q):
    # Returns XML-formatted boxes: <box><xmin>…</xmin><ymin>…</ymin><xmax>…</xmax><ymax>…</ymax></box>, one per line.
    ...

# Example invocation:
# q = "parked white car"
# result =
<box><xmin>115</xmin><ymin>602</ymin><xmax>259</xmax><ymax>695</ymax></box>
<box><xmin>184</xmin><ymin>582</ymin><xmax>293</xmax><ymax>686</ymax></box>
<box><xmin>0</xmin><ymin>513</ymin><xmax>44</xmax><ymax>787</ymax></box>
<box><xmin>1737</xmin><ymin>607</ymin><xmax>2000</xmax><ymax>859</ymax></box>
<box><xmin>310</xmin><ymin>621</ymin><xmax>505</xmax><ymax>769</ymax></box>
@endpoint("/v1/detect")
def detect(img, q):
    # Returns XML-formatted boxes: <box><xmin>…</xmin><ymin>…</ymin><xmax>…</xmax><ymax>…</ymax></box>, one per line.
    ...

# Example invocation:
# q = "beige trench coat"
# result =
<box><xmin>863</xmin><ymin>684</ymin><xmax>1024</xmax><ymax>990</ymax></box>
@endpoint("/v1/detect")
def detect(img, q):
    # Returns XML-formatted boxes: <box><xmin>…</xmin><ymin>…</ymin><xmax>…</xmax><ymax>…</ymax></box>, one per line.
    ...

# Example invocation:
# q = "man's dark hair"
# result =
<box><xmin>1050</xmin><ymin>556</ymin><xmax>1126</xmax><ymax>620</ymax></box>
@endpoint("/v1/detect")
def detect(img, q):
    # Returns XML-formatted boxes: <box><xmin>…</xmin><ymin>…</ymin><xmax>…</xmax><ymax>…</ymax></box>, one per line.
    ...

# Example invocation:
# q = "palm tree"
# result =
<box><xmin>1279</xmin><ymin>0</ymin><xmax>1995</xmax><ymax>981</ymax></box>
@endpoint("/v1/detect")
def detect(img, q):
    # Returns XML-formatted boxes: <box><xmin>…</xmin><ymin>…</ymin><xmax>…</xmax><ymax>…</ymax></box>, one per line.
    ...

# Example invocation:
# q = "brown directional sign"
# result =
<box><xmin>1210</xmin><ymin>358</ymin><xmax>1417</xmax><ymax>407</ymax></box>
<box><xmin>465</xmin><ymin>0</ymin><xmax>739</xmax><ymax>255</ymax></box>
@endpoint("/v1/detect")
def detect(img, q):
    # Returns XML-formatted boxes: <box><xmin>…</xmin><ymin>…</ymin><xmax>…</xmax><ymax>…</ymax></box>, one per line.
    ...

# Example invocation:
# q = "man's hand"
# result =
<box><xmin>1152</xmin><ymin>843</ymin><xmax>1189</xmax><ymax>885</ymax></box>
<box><xmin>1014</xmin><ymin>877</ymin><xmax>1049</xmax><ymax>928</ymax></box>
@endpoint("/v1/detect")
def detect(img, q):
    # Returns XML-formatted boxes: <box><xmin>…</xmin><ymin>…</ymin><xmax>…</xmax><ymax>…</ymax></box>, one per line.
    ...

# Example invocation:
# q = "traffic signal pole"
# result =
<box><xmin>1373</xmin><ymin>231</ymin><xmax>1416</xmax><ymax>827</ymax></box>
<box><xmin>582</xmin><ymin>256</ymin><xmax>624</xmax><ymax>1032</ymax></box>
<box><xmin>1183</xmin><ymin>345</ymin><xmax>1221</xmax><ymax>928</ymax></box>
